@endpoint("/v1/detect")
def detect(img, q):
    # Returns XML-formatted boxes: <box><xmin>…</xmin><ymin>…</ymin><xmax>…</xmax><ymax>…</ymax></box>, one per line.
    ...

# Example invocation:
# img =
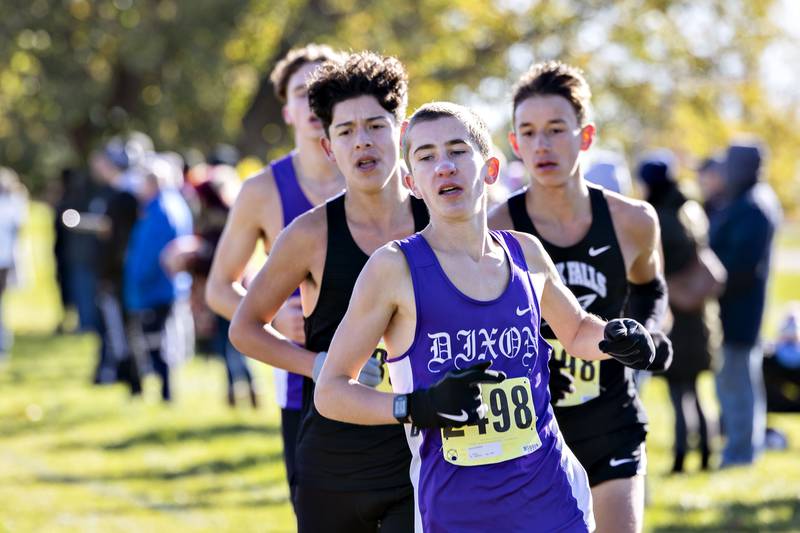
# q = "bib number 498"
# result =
<box><xmin>441</xmin><ymin>377</ymin><xmax>541</xmax><ymax>467</ymax></box>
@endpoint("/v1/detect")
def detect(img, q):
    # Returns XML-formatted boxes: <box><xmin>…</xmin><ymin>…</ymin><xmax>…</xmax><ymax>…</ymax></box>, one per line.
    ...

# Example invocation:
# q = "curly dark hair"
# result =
<box><xmin>269</xmin><ymin>43</ymin><xmax>343</xmax><ymax>103</ymax></box>
<box><xmin>401</xmin><ymin>102</ymin><xmax>492</xmax><ymax>170</ymax></box>
<box><xmin>307</xmin><ymin>51</ymin><xmax>408</xmax><ymax>136</ymax></box>
<box><xmin>512</xmin><ymin>61</ymin><xmax>592</xmax><ymax>126</ymax></box>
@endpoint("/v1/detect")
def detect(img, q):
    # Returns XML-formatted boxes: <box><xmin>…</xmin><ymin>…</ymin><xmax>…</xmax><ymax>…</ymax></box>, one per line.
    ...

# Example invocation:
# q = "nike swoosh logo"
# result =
<box><xmin>516</xmin><ymin>305</ymin><xmax>533</xmax><ymax>316</ymax></box>
<box><xmin>438</xmin><ymin>410</ymin><xmax>469</xmax><ymax>423</ymax></box>
<box><xmin>609</xmin><ymin>457</ymin><xmax>637</xmax><ymax>467</ymax></box>
<box><xmin>588</xmin><ymin>245</ymin><xmax>611</xmax><ymax>257</ymax></box>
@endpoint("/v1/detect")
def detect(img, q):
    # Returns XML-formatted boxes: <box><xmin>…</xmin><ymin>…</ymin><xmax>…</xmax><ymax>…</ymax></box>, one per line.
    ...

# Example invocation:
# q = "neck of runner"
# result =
<box><xmin>425</xmin><ymin>210</ymin><xmax>491</xmax><ymax>262</ymax></box>
<box><xmin>528</xmin><ymin>173</ymin><xmax>591</xmax><ymax>224</ymax></box>
<box><xmin>343</xmin><ymin>169</ymin><xmax>411</xmax><ymax>232</ymax></box>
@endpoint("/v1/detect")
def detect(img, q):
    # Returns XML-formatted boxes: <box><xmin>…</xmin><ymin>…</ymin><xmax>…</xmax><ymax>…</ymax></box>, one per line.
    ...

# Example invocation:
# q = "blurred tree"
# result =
<box><xmin>1</xmin><ymin>0</ymin><xmax>797</xmax><ymax>211</ymax></box>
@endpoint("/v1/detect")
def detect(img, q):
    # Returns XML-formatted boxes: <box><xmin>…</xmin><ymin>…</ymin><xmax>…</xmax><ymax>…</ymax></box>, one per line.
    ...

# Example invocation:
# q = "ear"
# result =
<box><xmin>403</xmin><ymin>171</ymin><xmax>421</xmax><ymax>198</ymax></box>
<box><xmin>579</xmin><ymin>123</ymin><xmax>596</xmax><ymax>151</ymax></box>
<box><xmin>484</xmin><ymin>157</ymin><xmax>500</xmax><ymax>185</ymax></box>
<box><xmin>282</xmin><ymin>105</ymin><xmax>292</xmax><ymax>126</ymax></box>
<box><xmin>320</xmin><ymin>136</ymin><xmax>335</xmax><ymax>162</ymax></box>
<box><xmin>508</xmin><ymin>131</ymin><xmax>521</xmax><ymax>158</ymax></box>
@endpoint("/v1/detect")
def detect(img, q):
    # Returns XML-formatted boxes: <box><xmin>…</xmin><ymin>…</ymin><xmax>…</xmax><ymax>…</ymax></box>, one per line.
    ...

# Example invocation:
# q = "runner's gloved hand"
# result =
<box><xmin>548</xmin><ymin>355</ymin><xmax>575</xmax><ymax>403</ymax></box>
<box><xmin>312</xmin><ymin>351</ymin><xmax>382</xmax><ymax>388</ymax></box>
<box><xmin>598</xmin><ymin>318</ymin><xmax>656</xmax><ymax>370</ymax></box>
<box><xmin>407</xmin><ymin>361</ymin><xmax>506</xmax><ymax>429</ymax></box>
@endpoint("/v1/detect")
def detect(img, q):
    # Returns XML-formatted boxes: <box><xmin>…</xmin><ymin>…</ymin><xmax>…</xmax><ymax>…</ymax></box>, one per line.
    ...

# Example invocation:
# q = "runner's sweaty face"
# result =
<box><xmin>322</xmin><ymin>95</ymin><xmax>400</xmax><ymax>193</ymax></box>
<box><xmin>510</xmin><ymin>94</ymin><xmax>594</xmax><ymax>189</ymax></box>
<box><xmin>405</xmin><ymin>116</ymin><xmax>498</xmax><ymax>222</ymax></box>
<box><xmin>283</xmin><ymin>61</ymin><xmax>325</xmax><ymax>141</ymax></box>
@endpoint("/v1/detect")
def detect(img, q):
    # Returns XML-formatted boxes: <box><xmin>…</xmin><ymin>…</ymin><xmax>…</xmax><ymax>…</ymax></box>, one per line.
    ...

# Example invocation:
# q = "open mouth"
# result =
<box><xmin>438</xmin><ymin>184</ymin><xmax>462</xmax><ymax>196</ymax></box>
<box><xmin>535</xmin><ymin>160</ymin><xmax>558</xmax><ymax>171</ymax></box>
<box><xmin>356</xmin><ymin>157</ymin><xmax>378</xmax><ymax>171</ymax></box>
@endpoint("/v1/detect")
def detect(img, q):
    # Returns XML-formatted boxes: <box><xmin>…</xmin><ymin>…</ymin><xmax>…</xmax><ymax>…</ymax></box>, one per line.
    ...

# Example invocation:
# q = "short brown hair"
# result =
<box><xmin>269</xmin><ymin>43</ymin><xmax>343</xmax><ymax>103</ymax></box>
<box><xmin>307</xmin><ymin>51</ymin><xmax>408</xmax><ymax>137</ymax></box>
<box><xmin>512</xmin><ymin>61</ymin><xmax>592</xmax><ymax>126</ymax></box>
<box><xmin>402</xmin><ymin>102</ymin><xmax>492</xmax><ymax>170</ymax></box>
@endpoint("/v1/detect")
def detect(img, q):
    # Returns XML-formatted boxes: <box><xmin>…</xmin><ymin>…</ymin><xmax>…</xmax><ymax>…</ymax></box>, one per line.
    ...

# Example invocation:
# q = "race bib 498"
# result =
<box><xmin>549</xmin><ymin>339</ymin><xmax>600</xmax><ymax>407</ymax></box>
<box><xmin>441</xmin><ymin>377</ymin><xmax>541</xmax><ymax>467</ymax></box>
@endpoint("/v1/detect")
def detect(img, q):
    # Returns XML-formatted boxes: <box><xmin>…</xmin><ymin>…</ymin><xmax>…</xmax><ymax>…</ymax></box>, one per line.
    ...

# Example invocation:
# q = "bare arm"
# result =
<box><xmin>315</xmin><ymin>246</ymin><xmax>408</xmax><ymax>425</ymax></box>
<box><xmin>206</xmin><ymin>174</ymin><xmax>276</xmax><ymax>320</ymax></box>
<box><xmin>515</xmin><ymin>232</ymin><xmax>610</xmax><ymax>361</ymax></box>
<box><xmin>228</xmin><ymin>215</ymin><xmax>316</xmax><ymax>377</ymax></box>
<box><xmin>624</xmin><ymin>201</ymin><xmax>663</xmax><ymax>285</ymax></box>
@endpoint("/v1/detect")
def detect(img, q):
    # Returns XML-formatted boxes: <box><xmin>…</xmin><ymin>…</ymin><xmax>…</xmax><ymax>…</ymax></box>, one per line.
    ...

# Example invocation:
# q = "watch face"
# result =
<box><xmin>394</xmin><ymin>395</ymin><xmax>407</xmax><ymax>419</ymax></box>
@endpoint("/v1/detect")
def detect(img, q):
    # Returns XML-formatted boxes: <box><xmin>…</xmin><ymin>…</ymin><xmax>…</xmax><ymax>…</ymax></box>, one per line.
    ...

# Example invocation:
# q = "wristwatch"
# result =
<box><xmin>393</xmin><ymin>394</ymin><xmax>410</xmax><ymax>424</ymax></box>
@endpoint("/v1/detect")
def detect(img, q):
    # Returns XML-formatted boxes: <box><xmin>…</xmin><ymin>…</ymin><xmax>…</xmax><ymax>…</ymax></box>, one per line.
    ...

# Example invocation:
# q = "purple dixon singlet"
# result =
<box><xmin>389</xmin><ymin>231</ymin><xmax>593</xmax><ymax>533</ymax></box>
<box><xmin>271</xmin><ymin>152</ymin><xmax>314</xmax><ymax>411</ymax></box>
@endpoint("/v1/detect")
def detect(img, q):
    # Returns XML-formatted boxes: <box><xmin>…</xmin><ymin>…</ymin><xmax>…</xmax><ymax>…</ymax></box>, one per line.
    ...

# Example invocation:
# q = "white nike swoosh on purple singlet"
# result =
<box><xmin>516</xmin><ymin>305</ymin><xmax>533</xmax><ymax>316</ymax></box>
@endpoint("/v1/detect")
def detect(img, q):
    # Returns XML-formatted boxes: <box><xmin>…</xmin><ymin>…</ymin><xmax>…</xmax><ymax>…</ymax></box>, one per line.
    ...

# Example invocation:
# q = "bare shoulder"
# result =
<box><xmin>603</xmin><ymin>188</ymin><xmax>658</xmax><ymax>243</ymax></box>
<box><xmin>364</xmin><ymin>241</ymin><xmax>412</xmax><ymax>281</ymax></box>
<box><xmin>237</xmin><ymin>166</ymin><xmax>278</xmax><ymax>206</ymax></box>
<box><xmin>279</xmin><ymin>200</ymin><xmax>328</xmax><ymax>248</ymax></box>
<box><xmin>488</xmin><ymin>200</ymin><xmax>514</xmax><ymax>230</ymax></box>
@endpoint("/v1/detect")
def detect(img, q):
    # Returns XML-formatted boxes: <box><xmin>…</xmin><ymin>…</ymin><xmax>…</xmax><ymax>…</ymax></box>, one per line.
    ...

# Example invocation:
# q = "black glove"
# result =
<box><xmin>407</xmin><ymin>361</ymin><xmax>506</xmax><ymax>429</ymax></box>
<box><xmin>647</xmin><ymin>331</ymin><xmax>673</xmax><ymax>372</ymax></box>
<box><xmin>598</xmin><ymin>318</ymin><xmax>656</xmax><ymax>370</ymax></box>
<box><xmin>548</xmin><ymin>355</ymin><xmax>575</xmax><ymax>403</ymax></box>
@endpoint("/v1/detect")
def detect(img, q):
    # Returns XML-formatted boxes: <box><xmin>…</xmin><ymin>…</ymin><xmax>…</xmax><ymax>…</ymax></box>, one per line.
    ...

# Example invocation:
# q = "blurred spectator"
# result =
<box><xmin>696</xmin><ymin>156</ymin><xmax>726</xmax><ymax>219</ymax></box>
<box><xmin>709</xmin><ymin>141</ymin><xmax>783</xmax><ymax>467</ymax></box>
<box><xmin>52</xmin><ymin>168</ymin><xmax>94</xmax><ymax>332</ymax></box>
<box><xmin>764</xmin><ymin>305</ymin><xmax>800</xmax><ymax>413</ymax></box>
<box><xmin>585</xmin><ymin>149</ymin><xmax>633</xmax><ymax>195</ymax></box>
<box><xmin>637</xmin><ymin>156</ymin><xmax>726</xmax><ymax>473</ymax></box>
<box><xmin>0</xmin><ymin>167</ymin><xmax>28</xmax><ymax>359</ymax></box>
<box><xmin>125</xmin><ymin>157</ymin><xmax>194</xmax><ymax>402</ymax></box>
<box><xmin>88</xmin><ymin>139</ymin><xmax>142</xmax><ymax>387</ymax></box>
<box><xmin>165</xmin><ymin>162</ymin><xmax>258</xmax><ymax>407</ymax></box>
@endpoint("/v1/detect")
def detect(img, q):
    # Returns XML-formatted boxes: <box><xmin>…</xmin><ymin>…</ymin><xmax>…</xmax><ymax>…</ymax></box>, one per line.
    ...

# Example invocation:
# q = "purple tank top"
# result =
<box><xmin>270</xmin><ymin>152</ymin><xmax>314</xmax><ymax>411</ymax></box>
<box><xmin>389</xmin><ymin>231</ymin><xmax>592</xmax><ymax>532</ymax></box>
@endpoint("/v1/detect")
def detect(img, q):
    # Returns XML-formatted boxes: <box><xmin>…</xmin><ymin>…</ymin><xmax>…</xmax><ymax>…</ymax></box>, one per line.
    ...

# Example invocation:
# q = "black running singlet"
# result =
<box><xmin>508</xmin><ymin>185</ymin><xmax>647</xmax><ymax>442</ymax></box>
<box><xmin>297</xmin><ymin>193</ymin><xmax>429</xmax><ymax>491</ymax></box>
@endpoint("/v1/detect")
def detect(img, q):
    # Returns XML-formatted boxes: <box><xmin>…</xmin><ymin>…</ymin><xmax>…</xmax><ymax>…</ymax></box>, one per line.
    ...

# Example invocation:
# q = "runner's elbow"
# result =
<box><xmin>227</xmin><ymin>312</ymin><xmax>249</xmax><ymax>355</ymax></box>
<box><xmin>314</xmin><ymin>380</ymin><xmax>337</xmax><ymax>420</ymax></box>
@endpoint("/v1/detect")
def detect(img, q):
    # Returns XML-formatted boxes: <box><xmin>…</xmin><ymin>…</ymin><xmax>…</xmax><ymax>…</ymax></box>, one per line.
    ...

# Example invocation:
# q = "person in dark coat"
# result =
<box><xmin>638</xmin><ymin>156</ymin><xmax>727</xmax><ymax>472</ymax></box>
<box><xmin>709</xmin><ymin>141</ymin><xmax>782</xmax><ymax>467</ymax></box>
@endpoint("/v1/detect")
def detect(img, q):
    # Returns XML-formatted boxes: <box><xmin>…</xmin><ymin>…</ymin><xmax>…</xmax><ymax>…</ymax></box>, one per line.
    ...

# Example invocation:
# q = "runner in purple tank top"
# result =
<box><xmin>205</xmin><ymin>44</ymin><xmax>345</xmax><ymax>509</ymax></box>
<box><xmin>315</xmin><ymin>102</ymin><xmax>660</xmax><ymax>532</ymax></box>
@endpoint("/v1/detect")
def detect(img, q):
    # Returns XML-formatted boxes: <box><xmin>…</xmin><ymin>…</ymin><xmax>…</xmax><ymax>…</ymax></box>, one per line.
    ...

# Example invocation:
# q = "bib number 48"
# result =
<box><xmin>549</xmin><ymin>340</ymin><xmax>601</xmax><ymax>407</ymax></box>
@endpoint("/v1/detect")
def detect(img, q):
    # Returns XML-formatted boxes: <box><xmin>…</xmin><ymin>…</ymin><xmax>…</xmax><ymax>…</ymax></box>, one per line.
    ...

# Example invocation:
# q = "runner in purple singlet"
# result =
<box><xmin>205</xmin><ymin>43</ymin><xmax>345</xmax><ymax>506</ymax></box>
<box><xmin>315</xmin><ymin>102</ymin><xmax>661</xmax><ymax>532</ymax></box>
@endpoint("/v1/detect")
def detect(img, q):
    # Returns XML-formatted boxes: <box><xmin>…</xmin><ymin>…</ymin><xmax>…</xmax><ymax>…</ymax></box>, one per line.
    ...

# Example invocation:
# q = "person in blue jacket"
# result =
<box><xmin>709</xmin><ymin>141</ymin><xmax>782</xmax><ymax>467</ymax></box>
<box><xmin>125</xmin><ymin>157</ymin><xmax>194</xmax><ymax>402</ymax></box>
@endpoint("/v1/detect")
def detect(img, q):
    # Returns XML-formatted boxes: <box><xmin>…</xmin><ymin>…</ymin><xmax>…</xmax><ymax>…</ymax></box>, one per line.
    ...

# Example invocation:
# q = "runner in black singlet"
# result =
<box><xmin>490</xmin><ymin>61</ymin><xmax>671</xmax><ymax>533</ymax></box>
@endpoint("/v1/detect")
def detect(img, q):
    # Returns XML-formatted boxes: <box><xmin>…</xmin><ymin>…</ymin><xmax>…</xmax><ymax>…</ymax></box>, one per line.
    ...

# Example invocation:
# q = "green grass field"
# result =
<box><xmin>2</xmin><ymin>204</ymin><xmax>799</xmax><ymax>532</ymax></box>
